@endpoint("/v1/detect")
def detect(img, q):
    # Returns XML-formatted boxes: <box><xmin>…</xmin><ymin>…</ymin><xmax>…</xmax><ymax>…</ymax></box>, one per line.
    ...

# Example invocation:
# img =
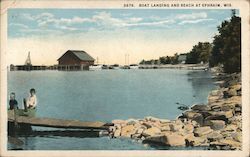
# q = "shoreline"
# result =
<box><xmin>109</xmin><ymin>69</ymin><xmax>242</xmax><ymax>150</ymax></box>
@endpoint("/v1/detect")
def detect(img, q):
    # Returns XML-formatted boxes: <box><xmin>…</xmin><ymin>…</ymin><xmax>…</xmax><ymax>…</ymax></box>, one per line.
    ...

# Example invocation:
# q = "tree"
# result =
<box><xmin>186</xmin><ymin>42</ymin><xmax>212</xmax><ymax>64</ymax></box>
<box><xmin>209</xmin><ymin>10</ymin><xmax>241</xmax><ymax>73</ymax></box>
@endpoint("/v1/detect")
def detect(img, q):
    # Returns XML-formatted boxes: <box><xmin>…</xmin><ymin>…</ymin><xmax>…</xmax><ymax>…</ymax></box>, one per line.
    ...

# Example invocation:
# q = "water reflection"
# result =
<box><xmin>187</xmin><ymin>71</ymin><xmax>216</xmax><ymax>103</ymax></box>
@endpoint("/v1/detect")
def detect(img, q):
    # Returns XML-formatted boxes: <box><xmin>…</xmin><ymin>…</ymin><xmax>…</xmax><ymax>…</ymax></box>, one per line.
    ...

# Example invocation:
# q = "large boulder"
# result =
<box><xmin>217</xmin><ymin>110</ymin><xmax>234</xmax><ymax>119</ymax></box>
<box><xmin>204</xmin><ymin>120</ymin><xmax>225</xmax><ymax>130</ymax></box>
<box><xmin>142</xmin><ymin>127</ymin><xmax>161</xmax><ymax>137</ymax></box>
<box><xmin>205</xmin><ymin>114</ymin><xmax>227</xmax><ymax>121</ymax></box>
<box><xmin>208</xmin><ymin>95</ymin><xmax>221</xmax><ymax>104</ymax></box>
<box><xmin>126</xmin><ymin>119</ymin><xmax>139</xmax><ymax>125</ymax></box>
<box><xmin>194</xmin><ymin>126</ymin><xmax>213</xmax><ymax>137</ymax></box>
<box><xmin>216</xmin><ymin>139</ymin><xmax>241</xmax><ymax>148</ymax></box>
<box><xmin>169</xmin><ymin>123</ymin><xmax>183</xmax><ymax>132</ymax></box>
<box><xmin>182</xmin><ymin>111</ymin><xmax>204</xmax><ymax>126</ymax></box>
<box><xmin>207</xmin><ymin>131</ymin><xmax>223</xmax><ymax>141</ymax></box>
<box><xmin>120</xmin><ymin>125</ymin><xmax>135</xmax><ymax>137</ymax></box>
<box><xmin>182</xmin><ymin>123</ymin><xmax>194</xmax><ymax>134</ymax></box>
<box><xmin>209</xmin><ymin>90</ymin><xmax>222</xmax><ymax>96</ymax></box>
<box><xmin>160</xmin><ymin>124</ymin><xmax>171</xmax><ymax>132</ymax></box>
<box><xmin>114</xmin><ymin>128</ymin><xmax>121</xmax><ymax>137</ymax></box>
<box><xmin>185</xmin><ymin>133</ymin><xmax>208</xmax><ymax>146</ymax></box>
<box><xmin>143</xmin><ymin>133</ymin><xmax>186</xmax><ymax>147</ymax></box>
<box><xmin>223</xmin><ymin>124</ymin><xmax>238</xmax><ymax>132</ymax></box>
<box><xmin>191</xmin><ymin>104</ymin><xmax>211</xmax><ymax>111</ymax></box>
<box><xmin>142</xmin><ymin>122</ymin><xmax>153</xmax><ymax>129</ymax></box>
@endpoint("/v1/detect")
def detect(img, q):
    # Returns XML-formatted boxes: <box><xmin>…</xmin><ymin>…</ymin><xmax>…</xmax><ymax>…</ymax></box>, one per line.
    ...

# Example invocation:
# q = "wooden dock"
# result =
<box><xmin>8</xmin><ymin>111</ymin><xmax>110</xmax><ymax>131</ymax></box>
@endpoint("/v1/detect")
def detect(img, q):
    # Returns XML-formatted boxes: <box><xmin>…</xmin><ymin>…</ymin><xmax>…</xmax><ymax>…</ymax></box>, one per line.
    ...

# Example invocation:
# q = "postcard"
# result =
<box><xmin>0</xmin><ymin>0</ymin><xmax>249</xmax><ymax>157</ymax></box>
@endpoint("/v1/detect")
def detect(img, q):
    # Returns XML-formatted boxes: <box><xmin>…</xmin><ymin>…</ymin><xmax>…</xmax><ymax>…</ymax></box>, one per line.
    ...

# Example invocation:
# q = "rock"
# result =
<box><xmin>191</xmin><ymin>104</ymin><xmax>210</xmax><ymax>111</ymax></box>
<box><xmin>220</xmin><ymin>105</ymin><xmax>232</xmax><ymax>111</ymax></box>
<box><xmin>185</xmin><ymin>133</ymin><xmax>208</xmax><ymax>146</ymax></box>
<box><xmin>208</xmin><ymin>95</ymin><xmax>221</xmax><ymax>104</ymax></box>
<box><xmin>230</xmin><ymin>84</ymin><xmax>241</xmax><ymax>91</ymax></box>
<box><xmin>197</xmin><ymin>111</ymin><xmax>213</xmax><ymax>119</ymax></box>
<box><xmin>109</xmin><ymin>126</ymin><xmax>116</xmax><ymax>132</ymax></box>
<box><xmin>142</xmin><ymin>122</ymin><xmax>153</xmax><ymax>129</ymax></box>
<box><xmin>159</xmin><ymin>119</ymin><xmax>171</xmax><ymax>124</ymax></box>
<box><xmin>223</xmin><ymin>124</ymin><xmax>238</xmax><ymax>132</ymax></box>
<box><xmin>136</xmin><ymin>128</ymin><xmax>145</xmax><ymax>134</ymax></box>
<box><xmin>131</xmin><ymin>133</ymin><xmax>142</xmax><ymax>139</ymax></box>
<box><xmin>183</xmin><ymin>123</ymin><xmax>194</xmax><ymax>133</ymax></box>
<box><xmin>207</xmin><ymin>131</ymin><xmax>223</xmax><ymax>141</ymax></box>
<box><xmin>121</xmin><ymin>125</ymin><xmax>134</xmax><ymax>137</ymax></box>
<box><xmin>210</xmin><ymin>104</ymin><xmax>221</xmax><ymax>112</ymax></box>
<box><xmin>204</xmin><ymin>120</ymin><xmax>225</xmax><ymax>130</ymax></box>
<box><xmin>142</xmin><ymin>127</ymin><xmax>161</xmax><ymax>137</ymax></box>
<box><xmin>191</xmin><ymin>120</ymin><xmax>199</xmax><ymax>127</ymax></box>
<box><xmin>217</xmin><ymin>110</ymin><xmax>234</xmax><ymax>119</ymax></box>
<box><xmin>160</xmin><ymin>124</ymin><xmax>171</xmax><ymax>131</ymax></box>
<box><xmin>143</xmin><ymin>133</ymin><xmax>186</xmax><ymax>147</ymax></box>
<box><xmin>126</xmin><ymin>119</ymin><xmax>139</xmax><ymax>125</ymax></box>
<box><xmin>223</xmin><ymin>89</ymin><xmax>237</xmax><ymax>98</ymax></box>
<box><xmin>219</xmin><ymin>139</ymin><xmax>241</xmax><ymax>148</ymax></box>
<box><xmin>210</xmin><ymin>90</ymin><xmax>222</xmax><ymax>96</ymax></box>
<box><xmin>144</xmin><ymin>116</ymin><xmax>160</xmax><ymax>122</ymax></box>
<box><xmin>231</xmin><ymin>132</ymin><xmax>242</xmax><ymax>142</ymax></box>
<box><xmin>182</xmin><ymin>111</ymin><xmax>204</xmax><ymax>126</ymax></box>
<box><xmin>169</xmin><ymin>123</ymin><xmax>183</xmax><ymax>132</ymax></box>
<box><xmin>114</xmin><ymin>128</ymin><xmax>121</xmax><ymax>137</ymax></box>
<box><xmin>205</xmin><ymin>114</ymin><xmax>228</xmax><ymax>123</ymax></box>
<box><xmin>194</xmin><ymin>126</ymin><xmax>213</xmax><ymax>137</ymax></box>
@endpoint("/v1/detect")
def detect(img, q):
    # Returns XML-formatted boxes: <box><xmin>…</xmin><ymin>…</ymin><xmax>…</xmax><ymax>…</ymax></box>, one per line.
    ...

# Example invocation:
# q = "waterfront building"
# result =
<box><xmin>57</xmin><ymin>50</ymin><xmax>95</xmax><ymax>71</ymax></box>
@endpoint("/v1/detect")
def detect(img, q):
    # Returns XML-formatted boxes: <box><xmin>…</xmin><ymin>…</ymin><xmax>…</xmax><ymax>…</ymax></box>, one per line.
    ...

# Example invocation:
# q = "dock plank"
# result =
<box><xmin>8</xmin><ymin>111</ymin><xmax>109</xmax><ymax>130</ymax></box>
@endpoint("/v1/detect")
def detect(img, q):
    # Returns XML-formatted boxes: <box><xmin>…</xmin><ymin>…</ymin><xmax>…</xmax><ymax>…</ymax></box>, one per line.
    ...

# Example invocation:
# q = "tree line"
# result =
<box><xmin>140</xmin><ymin>10</ymin><xmax>241</xmax><ymax>73</ymax></box>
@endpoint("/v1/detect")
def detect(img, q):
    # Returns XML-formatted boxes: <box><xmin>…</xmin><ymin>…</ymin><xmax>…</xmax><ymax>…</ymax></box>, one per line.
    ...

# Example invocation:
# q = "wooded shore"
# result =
<box><xmin>109</xmin><ymin>69</ymin><xmax>242</xmax><ymax>150</ymax></box>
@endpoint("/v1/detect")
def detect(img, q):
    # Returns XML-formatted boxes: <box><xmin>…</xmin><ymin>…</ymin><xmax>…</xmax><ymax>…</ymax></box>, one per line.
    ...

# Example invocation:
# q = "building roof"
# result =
<box><xmin>58</xmin><ymin>50</ymin><xmax>95</xmax><ymax>61</ymax></box>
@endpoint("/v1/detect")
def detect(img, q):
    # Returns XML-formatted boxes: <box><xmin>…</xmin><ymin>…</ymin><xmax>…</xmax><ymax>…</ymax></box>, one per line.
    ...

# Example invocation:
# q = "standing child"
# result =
<box><xmin>23</xmin><ymin>88</ymin><xmax>37</xmax><ymax>111</ymax></box>
<box><xmin>9</xmin><ymin>92</ymin><xmax>18</xmax><ymax>110</ymax></box>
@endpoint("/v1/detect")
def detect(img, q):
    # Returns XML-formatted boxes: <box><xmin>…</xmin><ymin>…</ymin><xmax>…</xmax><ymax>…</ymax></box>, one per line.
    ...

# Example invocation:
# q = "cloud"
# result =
<box><xmin>9</xmin><ymin>23</ymin><xmax>29</xmax><ymax>29</ymax></box>
<box><xmin>178</xmin><ymin>18</ymin><xmax>214</xmax><ymax>25</ymax></box>
<box><xmin>20</xmin><ymin>11</ymin><xmax>174</xmax><ymax>31</ymax></box>
<box><xmin>15</xmin><ymin>11</ymin><xmax>215</xmax><ymax>36</ymax></box>
<box><xmin>176</xmin><ymin>12</ymin><xmax>207</xmax><ymax>20</ymax></box>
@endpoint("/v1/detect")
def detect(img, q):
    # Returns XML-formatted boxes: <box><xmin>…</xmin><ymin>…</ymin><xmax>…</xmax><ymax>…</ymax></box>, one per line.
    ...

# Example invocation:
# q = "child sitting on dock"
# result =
<box><xmin>23</xmin><ymin>88</ymin><xmax>37</xmax><ymax>111</ymax></box>
<box><xmin>9</xmin><ymin>92</ymin><xmax>18</xmax><ymax>110</ymax></box>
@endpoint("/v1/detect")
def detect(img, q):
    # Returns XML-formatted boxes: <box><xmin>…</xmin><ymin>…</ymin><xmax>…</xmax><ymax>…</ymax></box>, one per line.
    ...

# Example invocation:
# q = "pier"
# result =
<box><xmin>8</xmin><ymin>110</ymin><xmax>110</xmax><ymax>131</ymax></box>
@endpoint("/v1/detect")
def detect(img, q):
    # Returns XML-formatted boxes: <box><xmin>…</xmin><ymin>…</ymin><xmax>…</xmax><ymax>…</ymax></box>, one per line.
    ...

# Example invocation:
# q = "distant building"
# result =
<box><xmin>57</xmin><ymin>50</ymin><xmax>95</xmax><ymax>71</ymax></box>
<box><xmin>178</xmin><ymin>54</ymin><xmax>187</xmax><ymax>64</ymax></box>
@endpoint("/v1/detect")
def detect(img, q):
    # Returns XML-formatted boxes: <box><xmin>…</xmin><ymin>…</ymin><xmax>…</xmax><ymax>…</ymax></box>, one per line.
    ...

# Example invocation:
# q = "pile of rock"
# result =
<box><xmin>109</xmin><ymin>73</ymin><xmax>242</xmax><ymax>150</ymax></box>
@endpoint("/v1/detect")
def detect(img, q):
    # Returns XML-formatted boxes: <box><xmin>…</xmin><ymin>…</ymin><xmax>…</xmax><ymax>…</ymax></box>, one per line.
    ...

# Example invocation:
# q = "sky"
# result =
<box><xmin>7</xmin><ymin>9</ymin><xmax>237</xmax><ymax>65</ymax></box>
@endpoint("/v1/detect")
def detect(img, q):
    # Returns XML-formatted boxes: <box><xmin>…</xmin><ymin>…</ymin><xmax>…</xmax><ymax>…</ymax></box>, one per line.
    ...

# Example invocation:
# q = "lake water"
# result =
<box><xmin>7</xmin><ymin>69</ymin><xmax>216</xmax><ymax>150</ymax></box>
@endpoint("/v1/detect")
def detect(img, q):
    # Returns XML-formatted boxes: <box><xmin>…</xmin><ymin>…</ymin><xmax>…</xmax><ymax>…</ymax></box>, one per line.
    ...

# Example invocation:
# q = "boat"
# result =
<box><xmin>112</xmin><ymin>64</ymin><xmax>120</xmax><ymax>70</ymax></box>
<box><xmin>121</xmin><ymin>65</ymin><xmax>130</xmax><ymax>69</ymax></box>
<box><xmin>89</xmin><ymin>64</ymin><xmax>103</xmax><ymax>70</ymax></box>
<box><xmin>129</xmin><ymin>64</ymin><xmax>139</xmax><ymax>69</ymax></box>
<box><xmin>102</xmin><ymin>65</ymin><xmax>108</xmax><ymax>69</ymax></box>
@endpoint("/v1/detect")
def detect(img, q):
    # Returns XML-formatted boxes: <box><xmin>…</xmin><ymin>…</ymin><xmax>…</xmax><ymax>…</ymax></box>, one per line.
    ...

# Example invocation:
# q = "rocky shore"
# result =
<box><xmin>109</xmin><ymin>71</ymin><xmax>242</xmax><ymax>150</ymax></box>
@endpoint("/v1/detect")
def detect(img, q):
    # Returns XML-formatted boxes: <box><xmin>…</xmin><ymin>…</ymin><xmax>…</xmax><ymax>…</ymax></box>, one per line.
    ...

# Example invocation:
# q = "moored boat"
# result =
<box><xmin>129</xmin><ymin>64</ymin><xmax>139</xmax><ymax>69</ymax></box>
<box><xmin>89</xmin><ymin>64</ymin><xmax>103</xmax><ymax>70</ymax></box>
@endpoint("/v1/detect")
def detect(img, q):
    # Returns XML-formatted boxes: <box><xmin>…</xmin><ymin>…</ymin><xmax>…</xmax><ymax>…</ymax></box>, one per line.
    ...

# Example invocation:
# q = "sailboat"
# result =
<box><xmin>89</xmin><ymin>57</ymin><xmax>103</xmax><ymax>70</ymax></box>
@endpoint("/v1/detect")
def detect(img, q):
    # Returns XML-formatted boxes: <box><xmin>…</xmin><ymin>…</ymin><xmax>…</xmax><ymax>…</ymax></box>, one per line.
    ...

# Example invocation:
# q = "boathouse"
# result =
<box><xmin>57</xmin><ymin>50</ymin><xmax>95</xmax><ymax>71</ymax></box>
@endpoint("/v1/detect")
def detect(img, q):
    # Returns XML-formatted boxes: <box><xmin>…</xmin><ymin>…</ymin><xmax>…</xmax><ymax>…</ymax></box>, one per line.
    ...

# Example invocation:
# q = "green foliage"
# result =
<box><xmin>210</xmin><ymin>10</ymin><xmax>241</xmax><ymax>73</ymax></box>
<box><xmin>186</xmin><ymin>42</ymin><xmax>212</xmax><ymax>64</ymax></box>
<box><xmin>140</xmin><ymin>53</ymin><xmax>179</xmax><ymax>65</ymax></box>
